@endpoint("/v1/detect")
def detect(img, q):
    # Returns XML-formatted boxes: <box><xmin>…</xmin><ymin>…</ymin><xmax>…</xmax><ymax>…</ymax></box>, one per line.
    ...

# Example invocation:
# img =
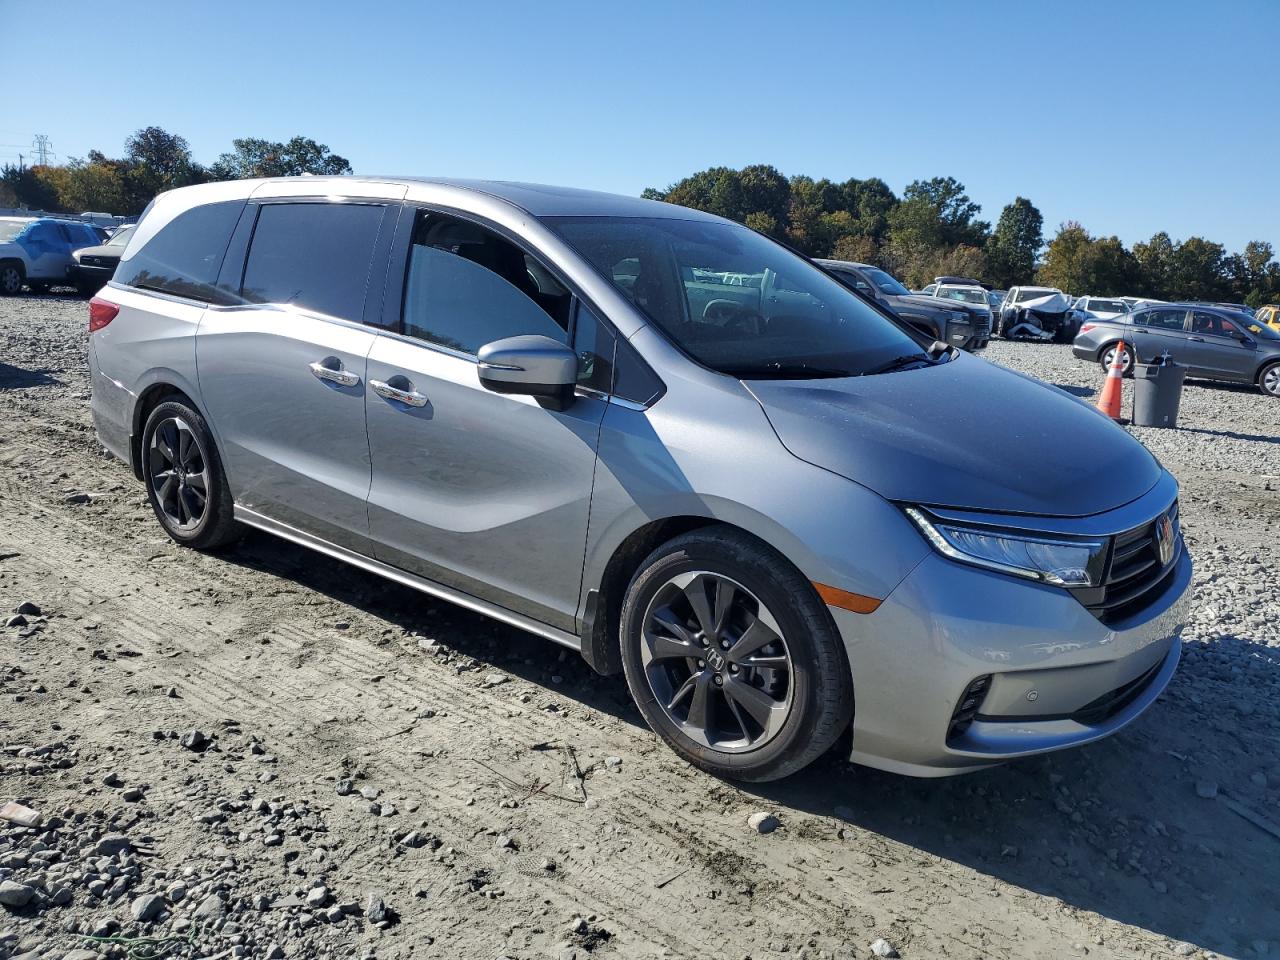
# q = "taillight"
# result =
<box><xmin>88</xmin><ymin>297</ymin><xmax>119</xmax><ymax>332</ymax></box>
<box><xmin>1079</xmin><ymin>323</ymin><xmax>1095</xmax><ymax>334</ymax></box>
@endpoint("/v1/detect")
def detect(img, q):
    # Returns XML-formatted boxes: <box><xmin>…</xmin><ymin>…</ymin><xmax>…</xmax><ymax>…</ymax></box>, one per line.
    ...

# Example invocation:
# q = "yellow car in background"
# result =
<box><xmin>1254</xmin><ymin>305</ymin><xmax>1280</xmax><ymax>333</ymax></box>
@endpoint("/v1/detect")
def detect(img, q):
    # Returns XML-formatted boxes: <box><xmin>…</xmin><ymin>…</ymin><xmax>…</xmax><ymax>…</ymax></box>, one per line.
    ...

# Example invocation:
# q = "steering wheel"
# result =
<box><xmin>703</xmin><ymin>299</ymin><xmax>761</xmax><ymax>333</ymax></box>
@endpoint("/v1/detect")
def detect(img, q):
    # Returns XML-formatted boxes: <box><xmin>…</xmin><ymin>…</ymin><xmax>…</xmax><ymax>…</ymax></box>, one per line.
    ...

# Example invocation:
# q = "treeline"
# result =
<box><xmin>643</xmin><ymin>165</ymin><xmax>1280</xmax><ymax>305</ymax></box>
<box><xmin>0</xmin><ymin>126</ymin><xmax>351</xmax><ymax>218</ymax></box>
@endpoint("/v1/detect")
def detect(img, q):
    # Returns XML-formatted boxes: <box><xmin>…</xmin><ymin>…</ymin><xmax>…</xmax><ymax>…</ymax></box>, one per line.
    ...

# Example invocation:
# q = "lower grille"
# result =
<box><xmin>1071</xmin><ymin>502</ymin><xmax>1180</xmax><ymax>625</ymax></box>
<box><xmin>1072</xmin><ymin>660</ymin><xmax>1163</xmax><ymax>725</ymax></box>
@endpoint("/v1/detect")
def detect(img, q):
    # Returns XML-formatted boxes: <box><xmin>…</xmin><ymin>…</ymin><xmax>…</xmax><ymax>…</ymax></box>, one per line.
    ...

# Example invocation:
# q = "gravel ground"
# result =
<box><xmin>1</xmin><ymin>293</ymin><xmax>1277</xmax><ymax>960</ymax></box>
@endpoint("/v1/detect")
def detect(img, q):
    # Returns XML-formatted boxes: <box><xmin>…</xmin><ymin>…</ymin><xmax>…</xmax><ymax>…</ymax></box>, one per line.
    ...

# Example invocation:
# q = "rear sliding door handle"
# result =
<box><xmin>309</xmin><ymin>359</ymin><xmax>360</xmax><ymax>387</ymax></box>
<box><xmin>370</xmin><ymin>378</ymin><xmax>429</xmax><ymax>408</ymax></box>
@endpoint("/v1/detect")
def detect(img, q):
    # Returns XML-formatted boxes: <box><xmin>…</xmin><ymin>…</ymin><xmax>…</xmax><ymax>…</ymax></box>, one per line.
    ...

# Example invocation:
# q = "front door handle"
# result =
<box><xmin>1188</xmin><ymin>336</ymin><xmax>1205</xmax><ymax>342</ymax></box>
<box><xmin>309</xmin><ymin>359</ymin><xmax>360</xmax><ymax>387</ymax></box>
<box><xmin>370</xmin><ymin>378</ymin><xmax>429</xmax><ymax>408</ymax></box>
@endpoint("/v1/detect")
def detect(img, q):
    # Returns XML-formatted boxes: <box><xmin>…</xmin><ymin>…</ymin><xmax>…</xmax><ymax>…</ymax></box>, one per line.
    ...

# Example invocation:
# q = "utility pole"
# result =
<box><xmin>17</xmin><ymin>153</ymin><xmax>24</xmax><ymax>172</ymax></box>
<box><xmin>31</xmin><ymin>134</ymin><xmax>54</xmax><ymax>166</ymax></box>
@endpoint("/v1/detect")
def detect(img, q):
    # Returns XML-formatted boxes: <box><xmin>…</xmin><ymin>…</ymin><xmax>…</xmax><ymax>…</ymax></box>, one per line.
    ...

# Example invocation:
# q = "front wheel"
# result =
<box><xmin>0</xmin><ymin>263</ymin><xmax>23</xmax><ymax>296</ymax></box>
<box><xmin>1259</xmin><ymin>361</ymin><xmax>1280</xmax><ymax>398</ymax></box>
<box><xmin>619</xmin><ymin>527</ymin><xmax>853</xmax><ymax>782</ymax></box>
<box><xmin>141</xmin><ymin>400</ymin><xmax>241</xmax><ymax>549</ymax></box>
<box><xmin>1099</xmin><ymin>342</ymin><xmax>1134</xmax><ymax>376</ymax></box>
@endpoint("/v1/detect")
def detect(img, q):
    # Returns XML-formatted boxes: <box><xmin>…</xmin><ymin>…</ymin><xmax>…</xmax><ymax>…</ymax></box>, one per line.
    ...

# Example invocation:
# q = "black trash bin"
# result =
<box><xmin>1132</xmin><ymin>358</ymin><xmax>1185</xmax><ymax>428</ymax></box>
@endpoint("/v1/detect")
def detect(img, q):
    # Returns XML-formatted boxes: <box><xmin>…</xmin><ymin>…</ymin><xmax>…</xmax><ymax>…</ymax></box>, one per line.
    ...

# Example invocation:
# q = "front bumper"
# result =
<box><xmin>832</xmin><ymin>535</ymin><xmax>1191</xmax><ymax>777</ymax></box>
<box><xmin>73</xmin><ymin>262</ymin><xmax>116</xmax><ymax>290</ymax></box>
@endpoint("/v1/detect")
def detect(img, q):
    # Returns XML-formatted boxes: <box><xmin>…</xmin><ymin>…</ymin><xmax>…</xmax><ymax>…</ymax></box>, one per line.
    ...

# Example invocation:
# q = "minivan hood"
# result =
<box><xmin>746</xmin><ymin>353</ymin><xmax>1161</xmax><ymax>518</ymax></box>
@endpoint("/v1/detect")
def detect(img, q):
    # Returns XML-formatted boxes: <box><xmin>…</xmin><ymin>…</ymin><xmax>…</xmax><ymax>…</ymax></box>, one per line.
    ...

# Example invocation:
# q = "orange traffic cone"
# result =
<box><xmin>1096</xmin><ymin>342</ymin><xmax>1127</xmax><ymax>422</ymax></box>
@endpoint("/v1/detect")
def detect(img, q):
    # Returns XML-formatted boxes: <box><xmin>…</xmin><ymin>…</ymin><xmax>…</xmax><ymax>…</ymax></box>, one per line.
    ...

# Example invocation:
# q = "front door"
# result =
<box><xmin>196</xmin><ymin>197</ymin><xmax>398</xmax><ymax>552</ymax></box>
<box><xmin>1183</xmin><ymin>311</ymin><xmax>1257</xmax><ymax>381</ymax></box>
<box><xmin>364</xmin><ymin>208</ymin><xmax>606</xmax><ymax>631</ymax></box>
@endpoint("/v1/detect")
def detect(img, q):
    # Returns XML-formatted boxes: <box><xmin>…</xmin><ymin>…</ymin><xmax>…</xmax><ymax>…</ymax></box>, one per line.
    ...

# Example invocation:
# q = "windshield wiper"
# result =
<box><xmin>863</xmin><ymin>352</ymin><xmax>937</xmax><ymax>376</ymax></box>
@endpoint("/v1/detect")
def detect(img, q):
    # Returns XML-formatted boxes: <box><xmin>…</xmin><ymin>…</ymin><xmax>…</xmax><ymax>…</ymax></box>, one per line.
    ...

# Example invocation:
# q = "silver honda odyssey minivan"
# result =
<box><xmin>87</xmin><ymin>177</ymin><xmax>1191</xmax><ymax>780</ymax></box>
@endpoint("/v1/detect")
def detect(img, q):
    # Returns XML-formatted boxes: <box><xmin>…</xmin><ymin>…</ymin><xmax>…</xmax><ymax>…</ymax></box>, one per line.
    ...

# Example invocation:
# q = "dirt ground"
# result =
<box><xmin>2</xmin><ymin>293</ymin><xmax>1278</xmax><ymax>960</ymax></box>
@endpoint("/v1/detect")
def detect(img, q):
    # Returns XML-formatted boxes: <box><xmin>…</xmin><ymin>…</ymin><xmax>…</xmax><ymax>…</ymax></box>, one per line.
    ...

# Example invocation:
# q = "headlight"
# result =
<box><xmin>906</xmin><ymin>508</ymin><xmax>1108</xmax><ymax>586</ymax></box>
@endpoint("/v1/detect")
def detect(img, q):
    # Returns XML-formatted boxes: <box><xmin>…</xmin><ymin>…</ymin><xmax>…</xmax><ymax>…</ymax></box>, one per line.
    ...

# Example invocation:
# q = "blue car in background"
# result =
<box><xmin>0</xmin><ymin>217</ymin><xmax>105</xmax><ymax>295</ymax></box>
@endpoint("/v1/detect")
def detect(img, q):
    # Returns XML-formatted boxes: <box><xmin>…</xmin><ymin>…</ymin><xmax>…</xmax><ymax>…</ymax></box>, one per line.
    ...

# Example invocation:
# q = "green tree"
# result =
<box><xmin>901</xmin><ymin>176</ymin><xmax>989</xmax><ymax>247</ymax></box>
<box><xmin>210</xmin><ymin>136</ymin><xmax>353</xmax><ymax>180</ymax></box>
<box><xmin>985</xmin><ymin>197</ymin><xmax>1043</xmax><ymax>288</ymax></box>
<box><xmin>63</xmin><ymin>159</ymin><xmax>127</xmax><ymax>213</ymax></box>
<box><xmin>1132</xmin><ymin>232</ymin><xmax>1176</xmax><ymax>298</ymax></box>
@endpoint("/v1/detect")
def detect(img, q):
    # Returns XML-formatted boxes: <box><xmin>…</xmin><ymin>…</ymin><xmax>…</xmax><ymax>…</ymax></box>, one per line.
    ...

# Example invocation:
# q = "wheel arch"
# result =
<box><xmin>130</xmin><ymin>381</ymin><xmax>210</xmax><ymax>479</ymax></box>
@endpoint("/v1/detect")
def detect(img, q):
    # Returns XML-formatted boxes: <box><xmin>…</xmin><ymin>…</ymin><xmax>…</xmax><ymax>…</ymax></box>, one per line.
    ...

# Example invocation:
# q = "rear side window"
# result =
<box><xmin>116</xmin><ymin>200</ymin><xmax>245</xmax><ymax>302</ymax></box>
<box><xmin>240</xmin><ymin>202</ymin><xmax>385</xmax><ymax>321</ymax></box>
<box><xmin>1139</xmin><ymin>308</ymin><xmax>1187</xmax><ymax>330</ymax></box>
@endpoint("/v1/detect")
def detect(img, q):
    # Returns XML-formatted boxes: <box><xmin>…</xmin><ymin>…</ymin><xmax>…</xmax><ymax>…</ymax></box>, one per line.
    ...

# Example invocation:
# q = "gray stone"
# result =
<box><xmin>0</xmin><ymin>880</ymin><xmax>35</xmax><ymax>907</ymax></box>
<box><xmin>305</xmin><ymin>886</ymin><xmax>329</xmax><ymax>907</ymax></box>
<box><xmin>747</xmin><ymin>811</ymin><xmax>780</xmax><ymax>834</ymax></box>
<box><xmin>266</xmin><ymin>946</ymin><xmax>285</xmax><ymax>960</ymax></box>
<box><xmin>871</xmin><ymin>939</ymin><xmax>899</xmax><ymax>958</ymax></box>
<box><xmin>1194</xmin><ymin>780</ymin><xmax>1219</xmax><ymax>799</ymax></box>
<box><xmin>14</xmin><ymin>601</ymin><xmax>41</xmax><ymax>616</ymax></box>
<box><xmin>180</xmin><ymin>729</ymin><xmax>209</xmax><ymax>751</ymax></box>
<box><xmin>193</xmin><ymin>893</ymin><xmax>225</xmax><ymax>919</ymax></box>
<box><xmin>365</xmin><ymin>893</ymin><xmax>388</xmax><ymax>924</ymax></box>
<box><xmin>87</xmin><ymin>834</ymin><xmax>132</xmax><ymax>857</ymax></box>
<box><xmin>130</xmin><ymin>893</ymin><xmax>165</xmax><ymax>922</ymax></box>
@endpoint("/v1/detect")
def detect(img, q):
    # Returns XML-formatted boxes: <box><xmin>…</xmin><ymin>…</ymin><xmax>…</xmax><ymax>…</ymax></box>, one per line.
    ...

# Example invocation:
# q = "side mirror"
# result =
<box><xmin>477</xmin><ymin>334</ymin><xmax>578</xmax><ymax>411</ymax></box>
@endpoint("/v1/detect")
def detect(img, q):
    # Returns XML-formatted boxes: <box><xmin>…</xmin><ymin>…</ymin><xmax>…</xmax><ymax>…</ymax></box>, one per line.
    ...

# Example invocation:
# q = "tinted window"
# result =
<box><xmin>546</xmin><ymin>216</ymin><xmax>923</xmax><ymax>379</ymax></box>
<box><xmin>1139</xmin><ymin>308</ymin><xmax>1187</xmax><ymax>330</ymax></box>
<box><xmin>613</xmin><ymin>338</ymin><xmax>665</xmax><ymax>405</ymax></box>
<box><xmin>401</xmin><ymin>211</ymin><xmax>570</xmax><ymax>354</ymax></box>
<box><xmin>573</xmin><ymin>303</ymin><xmax>615</xmax><ymax>393</ymax></box>
<box><xmin>117</xmin><ymin>200</ymin><xmax>245</xmax><ymax>302</ymax></box>
<box><xmin>241</xmin><ymin>202</ymin><xmax>384</xmax><ymax>320</ymax></box>
<box><xmin>1191</xmin><ymin>311</ymin><xmax>1235</xmax><ymax>336</ymax></box>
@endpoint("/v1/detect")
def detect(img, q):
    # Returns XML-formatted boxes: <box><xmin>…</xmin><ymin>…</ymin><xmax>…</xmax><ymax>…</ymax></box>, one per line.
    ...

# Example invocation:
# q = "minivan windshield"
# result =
<box><xmin>545</xmin><ymin>216</ymin><xmax>931</xmax><ymax>379</ymax></box>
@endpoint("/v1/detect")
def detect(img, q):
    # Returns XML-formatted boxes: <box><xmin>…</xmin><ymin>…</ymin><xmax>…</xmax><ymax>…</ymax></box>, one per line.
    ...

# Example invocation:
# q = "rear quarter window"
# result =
<box><xmin>115</xmin><ymin>200</ymin><xmax>246</xmax><ymax>302</ymax></box>
<box><xmin>239</xmin><ymin>202</ymin><xmax>386</xmax><ymax>321</ymax></box>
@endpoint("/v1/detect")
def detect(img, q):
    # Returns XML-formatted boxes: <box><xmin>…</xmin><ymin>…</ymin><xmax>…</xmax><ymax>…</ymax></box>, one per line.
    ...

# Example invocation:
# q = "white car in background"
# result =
<box><xmin>998</xmin><ymin>286</ymin><xmax>1077</xmax><ymax>342</ymax></box>
<box><xmin>1070</xmin><ymin>296</ymin><xmax>1130</xmax><ymax>324</ymax></box>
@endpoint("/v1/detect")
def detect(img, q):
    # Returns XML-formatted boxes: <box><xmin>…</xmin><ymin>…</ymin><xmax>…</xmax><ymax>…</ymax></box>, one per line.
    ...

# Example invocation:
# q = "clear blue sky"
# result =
<box><xmin>4</xmin><ymin>0</ymin><xmax>1276</xmax><ymax>253</ymax></box>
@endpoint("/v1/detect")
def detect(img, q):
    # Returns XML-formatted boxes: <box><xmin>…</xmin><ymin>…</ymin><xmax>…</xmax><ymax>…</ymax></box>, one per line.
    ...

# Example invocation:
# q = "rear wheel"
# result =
<box><xmin>0</xmin><ymin>263</ymin><xmax>23</xmax><ymax>296</ymax></box>
<box><xmin>1099</xmin><ymin>342</ymin><xmax>1134</xmax><ymax>376</ymax></box>
<box><xmin>141</xmin><ymin>400</ymin><xmax>241</xmax><ymax>549</ymax></box>
<box><xmin>1259</xmin><ymin>361</ymin><xmax>1280</xmax><ymax>398</ymax></box>
<box><xmin>619</xmin><ymin>527</ymin><xmax>853</xmax><ymax>782</ymax></box>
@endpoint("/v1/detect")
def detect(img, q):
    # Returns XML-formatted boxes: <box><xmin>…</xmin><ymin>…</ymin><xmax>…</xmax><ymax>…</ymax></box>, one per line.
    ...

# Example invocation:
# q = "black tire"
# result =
<box><xmin>141</xmin><ymin>399</ymin><xmax>241</xmax><ymax>549</ymax></box>
<box><xmin>1258</xmin><ymin>361</ymin><xmax>1280</xmax><ymax>398</ymax></box>
<box><xmin>0</xmin><ymin>262</ymin><xmax>23</xmax><ymax>296</ymax></box>
<box><xmin>619</xmin><ymin>526</ymin><xmax>853</xmax><ymax>782</ymax></box>
<box><xmin>1097</xmin><ymin>341</ymin><xmax>1135</xmax><ymax>378</ymax></box>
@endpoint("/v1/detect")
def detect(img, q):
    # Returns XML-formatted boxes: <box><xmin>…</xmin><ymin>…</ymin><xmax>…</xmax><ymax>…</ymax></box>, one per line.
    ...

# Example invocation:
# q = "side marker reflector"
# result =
<box><xmin>812</xmin><ymin>582</ymin><xmax>882</xmax><ymax>614</ymax></box>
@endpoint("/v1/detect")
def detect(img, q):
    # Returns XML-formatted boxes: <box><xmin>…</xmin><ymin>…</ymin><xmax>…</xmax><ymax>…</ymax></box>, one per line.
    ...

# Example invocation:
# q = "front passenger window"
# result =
<box><xmin>402</xmin><ymin>212</ymin><xmax>571</xmax><ymax>355</ymax></box>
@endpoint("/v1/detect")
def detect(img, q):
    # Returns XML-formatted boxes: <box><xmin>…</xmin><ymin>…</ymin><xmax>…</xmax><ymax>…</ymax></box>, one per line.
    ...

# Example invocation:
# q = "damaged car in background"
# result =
<box><xmin>998</xmin><ymin>286</ymin><xmax>1079</xmax><ymax>342</ymax></box>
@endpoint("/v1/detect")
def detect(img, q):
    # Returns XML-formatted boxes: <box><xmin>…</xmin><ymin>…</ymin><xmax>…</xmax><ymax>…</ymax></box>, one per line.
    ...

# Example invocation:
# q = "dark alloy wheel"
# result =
<box><xmin>0</xmin><ymin>263</ymin><xmax>23</xmax><ymax>296</ymax></box>
<box><xmin>640</xmin><ymin>571</ymin><xmax>793</xmax><ymax>752</ymax></box>
<box><xmin>141</xmin><ymin>400</ymin><xmax>241</xmax><ymax>549</ymax></box>
<box><xmin>148</xmin><ymin>416</ymin><xmax>210</xmax><ymax>532</ymax></box>
<box><xmin>620</xmin><ymin>527</ymin><xmax>853</xmax><ymax>782</ymax></box>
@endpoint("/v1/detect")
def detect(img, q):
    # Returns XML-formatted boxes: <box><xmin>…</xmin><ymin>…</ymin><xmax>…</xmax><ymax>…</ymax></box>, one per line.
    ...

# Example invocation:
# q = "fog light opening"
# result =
<box><xmin>948</xmin><ymin>674</ymin><xmax>992</xmax><ymax>741</ymax></box>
